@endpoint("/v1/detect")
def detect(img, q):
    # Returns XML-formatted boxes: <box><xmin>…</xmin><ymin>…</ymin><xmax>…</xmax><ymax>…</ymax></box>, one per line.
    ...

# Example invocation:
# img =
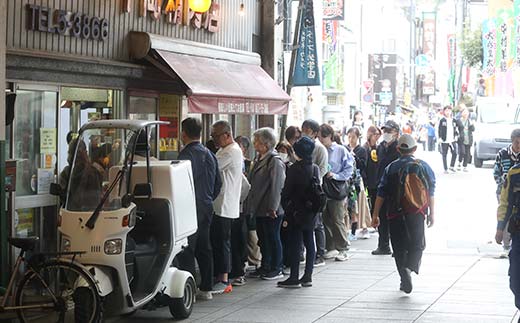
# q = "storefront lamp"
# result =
<box><xmin>189</xmin><ymin>0</ymin><xmax>211</xmax><ymax>13</ymax></box>
<box><xmin>239</xmin><ymin>3</ymin><xmax>245</xmax><ymax>16</ymax></box>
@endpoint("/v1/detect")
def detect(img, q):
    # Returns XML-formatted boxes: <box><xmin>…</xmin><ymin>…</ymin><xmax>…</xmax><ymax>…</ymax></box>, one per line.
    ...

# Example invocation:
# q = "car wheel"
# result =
<box><xmin>474</xmin><ymin>157</ymin><xmax>483</xmax><ymax>168</ymax></box>
<box><xmin>168</xmin><ymin>277</ymin><xmax>195</xmax><ymax>319</ymax></box>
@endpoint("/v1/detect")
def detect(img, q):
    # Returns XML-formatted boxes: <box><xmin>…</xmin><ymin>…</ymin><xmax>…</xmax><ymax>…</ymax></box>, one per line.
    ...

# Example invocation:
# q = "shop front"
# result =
<box><xmin>2</xmin><ymin>0</ymin><xmax>288</xmax><ymax>274</ymax></box>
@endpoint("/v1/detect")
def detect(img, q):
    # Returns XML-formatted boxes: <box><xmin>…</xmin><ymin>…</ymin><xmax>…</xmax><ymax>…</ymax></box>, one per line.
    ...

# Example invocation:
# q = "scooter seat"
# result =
<box><xmin>8</xmin><ymin>237</ymin><xmax>39</xmax><ymax>251</ymax></box>
<box><xmin>134</xmin><ymin>238</ymin><xmax>158</xmax><ymax>256</ymax></box>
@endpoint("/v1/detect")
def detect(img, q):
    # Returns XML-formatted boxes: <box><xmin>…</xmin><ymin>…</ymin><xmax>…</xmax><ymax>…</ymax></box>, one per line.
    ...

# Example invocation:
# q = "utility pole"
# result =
<box><xmin>0</xmin><ymin>0</ymin><xmax>7</xmax><ymax>287</ymax></box>
<box><xmin>279</xmin><ymin>0</ymin><xmax>304</xmax><ymax>140</ymax></box>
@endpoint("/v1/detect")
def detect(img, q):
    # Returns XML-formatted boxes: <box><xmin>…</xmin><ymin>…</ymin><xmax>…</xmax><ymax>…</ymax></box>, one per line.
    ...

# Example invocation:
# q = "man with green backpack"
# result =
<box><xmin>371</xmin><ymin>134</ymin><xmax>436</xmax><ymax>294</ymax></box>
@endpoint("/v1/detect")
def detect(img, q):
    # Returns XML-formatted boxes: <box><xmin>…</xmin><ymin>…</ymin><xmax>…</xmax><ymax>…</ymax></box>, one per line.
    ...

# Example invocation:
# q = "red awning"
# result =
<box><xmin>156</xmin><ymin>50</ymin><xmax>290</xmax><ymax>115</ymax></box>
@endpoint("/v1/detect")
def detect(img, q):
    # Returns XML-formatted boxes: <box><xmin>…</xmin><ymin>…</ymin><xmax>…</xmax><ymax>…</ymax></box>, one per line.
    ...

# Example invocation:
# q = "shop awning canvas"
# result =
<box><xmin>156</xmin><ymin>50</ymin><xmax>290</xmax><ymax>115</ymax></box>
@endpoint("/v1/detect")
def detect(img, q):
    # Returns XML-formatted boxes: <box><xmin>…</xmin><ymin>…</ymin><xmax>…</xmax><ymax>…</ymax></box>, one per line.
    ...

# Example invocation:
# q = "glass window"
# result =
<box><xmin>129</xmin><ymin>96</ymin><xmax>158</xmax><ymax>157</ymax></box>
<box><xmin>13</xmin><ymin>90</ymin><xmax>57</xmax><ymax>196</ymax></box>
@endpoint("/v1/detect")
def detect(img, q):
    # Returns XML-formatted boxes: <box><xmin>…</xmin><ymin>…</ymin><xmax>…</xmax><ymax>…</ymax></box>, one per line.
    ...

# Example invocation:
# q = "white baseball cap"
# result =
<box><xmin>397</xmin><ymin>134</ymin><xmax>417</xmax><ymax>150</ymax></box>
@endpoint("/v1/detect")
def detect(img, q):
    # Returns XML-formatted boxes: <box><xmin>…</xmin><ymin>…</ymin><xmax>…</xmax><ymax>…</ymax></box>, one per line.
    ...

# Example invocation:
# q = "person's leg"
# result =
<box><xmin>449</xmin><ymin>143</ymin><xmax>458</xmax><ymax>168</ymax></box>
<box><xmin>247</xmin><ymin>230</ymin><xmax>262</xmax><ymax>267</ymax></box>
<box><xmin>441</xmin><ymin>143</ymin><xmax>449</xmax><ymax>171</ymax></box>
<box><xmin>217</xmin><ymin>217</ymin><xmax>232</xmax><ymax>283</ymax></box>
<box><xmin>265</xmin><ymin>215</ymin><xmax>284</xmax><ymax>273</ymax></box>
<box><xmin>281</xmin><ymin>222</ymin><xmax>290</xmax><ymax>268</ymax></box>
<box><xmin>302</xmin><ymin>228</ymin><xmax>316</xmax><ymax>280</ymax></box>
<box><xmin>288</xmin><ymin>227</ymin><xmax>302</xmax><ymax>281</ymax></box>
<box><xmin>322</xmin><ymin>200</ymin><xmax>336</xmax><ymax>252</ymax></box>
<box><xmin>230</xmin><ymin>216</ymin><xmax>245</xmax><ymax>279</ymax></box>
<box><xmin>404</xmin><ymin>214</ymin><xmax>426</xmax><ymax>275</ymax></box>
<box><xmin>463</xmin><ymin>144</ymin><xmax>471</xmax><ymax>167</ymax></box>
<box><xmin>368</xmin><ymin>188</ymin><xmax>377</xmax><ymax>214</ymax></box>
<box><xmin>256</xmin><ymin>217</ymin><xmax>271</xmax><ymax>271</ymax></box>
<box><xmin>314</xmin><ymin>213</ymin><xmax>326</xmax><ymax>259</ymax></box>
<box><xmin>210</xmin><ymin>215</ymin><xmax>223</xmax><ymax>277</ymax></box>
<box><xmin>510</xmin><ymin>234</ymin><xmax>520</xmax><ymax>310</ymax></box>
<box><xmin>458</xmin><ymin>142</ymin><xmax>464</xmax><ymax>166</ymax></box>
<box><xmin>328</xmin><ymin>199</ymin><xmax>349</xmax><ymax>252</ymax></box>
<box><xmin>389</xmin><ymin>216</ymin><xmax>411</xmax><ymax>292</ymax></box>
<box><xmin>195</xmin><ymin>221</ymin><xmax>214</xmax><ymax>292</ymax></box>
<box><xmin>374</xmin><ymin>203</ymin><xmax>391</xmax><ymax>253</ymax></box>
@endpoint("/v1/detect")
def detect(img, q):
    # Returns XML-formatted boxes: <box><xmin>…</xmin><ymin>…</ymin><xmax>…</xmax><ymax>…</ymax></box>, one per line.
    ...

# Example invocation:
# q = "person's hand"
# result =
<box><xmin>495</xmin><ymin>230</ymin><xmax>504</xmax><ymax>244</ymax></box>
<box><xmin>268</xmin><ymin>210</ymin><xmax>277</xmax><ymax>219</ymax></box>
<box><xmin>371</xmin><ymin>214</ymin><xmax>380</xmax><ymax>228</ymax></box>
<box><xmin>326</xmin><ymin>172</ymin><xmax>333</xmax><ymax>178</ymax></box>
<box><xmin>427</xmin><ymin>214</ymin><xmax>434</xmax><ymax>228</ymax></box>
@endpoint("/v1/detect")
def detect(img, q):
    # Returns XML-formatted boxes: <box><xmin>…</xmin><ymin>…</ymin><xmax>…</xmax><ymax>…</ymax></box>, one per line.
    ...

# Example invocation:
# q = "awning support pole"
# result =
<box><xmin>279</xmin><ymin>0</ymin><xmax>304</xmax><ymax>141</ymax></box>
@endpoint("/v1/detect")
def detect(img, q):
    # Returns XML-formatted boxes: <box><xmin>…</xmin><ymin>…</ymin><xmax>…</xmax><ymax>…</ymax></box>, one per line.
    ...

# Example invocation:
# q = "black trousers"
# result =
<box><xmin>389</xmin><ymin>214</ymin><xmax>425</xmax><ymax>276</ymax></box>
<box><xmin>377</xmin><ymin>202</ymin><xmax>391</xmax><ymax>251</ymax></box>
<box><xmin>184</xmin><ymin>206</ymin><xmax>214</xmax><ymax>292</ymax></box>
<box><xmin>367</xmin><ymin>188</ymin><xmax>377</xmax><ymax>214</ymax></box>
<box><xmin>441</xmin><ymin>143</ymin><xmax>457</xmax><ymax>170</ymax></box>
<box><xmin>458</xmin><ymin>143</ymin><xmax>472</xmax><ymax>167</ymax></box>
<box><xmin>288</xmin><ymin>226</ymin><xmax>315</xmax><ymax>281</ymax></box>
<box><xmin>314</xmin><ymin>213</ymin><xmax>326</xmax><ymax>258</ymax></box>
<box><xmin>428</xmin><ymin>136</ymin><xmax>436</xmax><ymax>152</ymax></box>
<box><xmin>211</xmin><ymin>215</ymin><xmax>233</xmax><ymax>276</ymax></box>
<box><xmin>230</xmin><ymin>215</ymin><xmax>248</xmax><ymax>278</ymax></box>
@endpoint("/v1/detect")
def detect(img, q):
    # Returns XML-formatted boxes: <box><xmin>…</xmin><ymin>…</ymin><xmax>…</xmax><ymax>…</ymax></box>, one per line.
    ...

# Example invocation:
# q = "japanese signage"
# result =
<box><xmin>514</xmin><ymin>0</ymin><xmax>520</xmax><ymax>67</ymax></box>
<box><xmin>422</xmin><ymin>12</ymin><xmax>436</xmax><ymax>96</ymax></box>
<box><xmin>368</xmin><ymin>54</ymin><xmax>397</xmax><ymax>112</ymax></box>
<box><xmin>26</xmin><ymin>4</ymin><xmax>109</xmax><ymax>41</ymax></box>
<box><xmin>447</xmin><ymin>34</ymin><xmax>456</xmax><ymax>103</ymax></box>
<box><xmin>124</xmin><ymin>0</ymin><xmax>220</xmax><ymax>33</ymax></box>
<box><xmin>482</xmin><ymin>19</ymin><xmax>497</xmax><ymax>77</ymax></box>
<box><xmin>496</xmin><ymin>9</ymin><xmax>513</xmax><ymax>72</ymax></box>
<box><xmin>188</xmin><ymin>97</ymin><xmax>288</xmax><ymax>115</ymax></box>
<box><xmin>293</xmin><ymin>0</ymin><xmax>320</xmax><ymax>87</ymax></box>
<box><xmin>323</xmin><ymin>0</ymin><xmax>344</xmax><ymax>20</ymax></box>
<box><xmin>323</xmin><ymin>21</ymin><xmax>339</xmax><ymax>90</ymax></box>
<box><xmin>40</xmin><ymin>128</ymin><xmax>56</xmax><ymax>154</ymax></box>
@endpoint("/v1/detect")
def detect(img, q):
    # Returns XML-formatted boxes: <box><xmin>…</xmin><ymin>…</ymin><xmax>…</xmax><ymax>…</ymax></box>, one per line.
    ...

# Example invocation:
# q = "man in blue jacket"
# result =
<box><xmin>178</xmin><ymin>118</ymin><xmax>222</xmax><ymax>300</ymax></box>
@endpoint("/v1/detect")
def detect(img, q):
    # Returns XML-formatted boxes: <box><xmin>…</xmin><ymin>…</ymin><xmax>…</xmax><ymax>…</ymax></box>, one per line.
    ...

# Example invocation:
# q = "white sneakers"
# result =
<box><xmin>323</xmin><ymin>250</ymin><xmax>339</xmax><ymax>259</ymax></box>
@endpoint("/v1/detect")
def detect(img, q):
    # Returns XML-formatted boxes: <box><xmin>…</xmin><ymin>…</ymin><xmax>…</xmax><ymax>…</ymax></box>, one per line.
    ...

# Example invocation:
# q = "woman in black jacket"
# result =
<box><xmin>278</xmin><ymin>137</ymin><xmax>318</xmax><ymax>288</ymax></box>
<box><xmin>457</xmin><ymin>107</ymin><xmax>475</xmax><ymax>171</ymax></box>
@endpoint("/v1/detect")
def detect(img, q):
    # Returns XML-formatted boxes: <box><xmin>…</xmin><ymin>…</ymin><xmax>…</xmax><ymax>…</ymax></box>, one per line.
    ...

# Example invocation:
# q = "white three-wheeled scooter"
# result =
<box><xmin>51</xmin><ymin>120</ymin><xmax>198</xmax><ymax>321</ymax></box>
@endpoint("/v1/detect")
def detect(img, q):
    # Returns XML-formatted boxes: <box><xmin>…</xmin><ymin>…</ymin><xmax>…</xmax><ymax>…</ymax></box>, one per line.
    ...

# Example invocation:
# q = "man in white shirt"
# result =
<box><xmin>211</xmin><ymin>120</ymin><xmax>243</xmax><ymax>294</ymax></box>
<box><xmin>438</xmin><ymin>106</ymin><xmax>460</xmax><ymax>173</ymax></box>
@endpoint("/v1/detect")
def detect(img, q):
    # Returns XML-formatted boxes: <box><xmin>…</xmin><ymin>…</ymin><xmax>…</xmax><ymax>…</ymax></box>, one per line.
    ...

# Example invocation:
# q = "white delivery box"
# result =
<box><xmin>118</xmin><ymin>161</ymin><xmax>198</xmax><ymax>243</ymax></box>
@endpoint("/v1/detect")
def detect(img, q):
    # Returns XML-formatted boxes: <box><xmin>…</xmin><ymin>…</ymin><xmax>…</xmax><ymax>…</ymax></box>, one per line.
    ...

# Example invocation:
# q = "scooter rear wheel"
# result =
<box><xmin>168</xmin><ymin>277</ymin><xmax>195</xmax><ymax>319</ymax></box>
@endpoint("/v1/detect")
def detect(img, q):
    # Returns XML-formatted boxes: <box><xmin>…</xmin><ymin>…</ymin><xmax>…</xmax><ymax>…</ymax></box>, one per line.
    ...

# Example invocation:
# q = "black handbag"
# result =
<box><xmin>322</xmin><ymin>176</ymin><xmax>348</xmax><ymax>200</ymax></box>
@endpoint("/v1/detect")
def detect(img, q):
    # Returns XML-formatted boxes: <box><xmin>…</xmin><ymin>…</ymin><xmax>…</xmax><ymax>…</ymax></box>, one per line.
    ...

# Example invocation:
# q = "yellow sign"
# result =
<box><xmin>40</xmin><ymin>128</ymin><xmax>56</xmax><ymax>154</ymax></box>
<box><xmin>160</xmin><ymin>94</ymin><xmax>180</xmax><ymax>117</ymax></box>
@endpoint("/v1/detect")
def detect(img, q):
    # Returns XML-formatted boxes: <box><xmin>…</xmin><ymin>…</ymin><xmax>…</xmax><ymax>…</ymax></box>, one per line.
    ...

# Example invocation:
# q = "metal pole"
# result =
<box><xmin>279</xmin><ymin>0</ymin><xmax>305</xmax><ymax>141</ymax></box>
<box><xmin>0</xmin><ymin>0</ymin><xmax>7</xmax><ymax>287</ymax></box>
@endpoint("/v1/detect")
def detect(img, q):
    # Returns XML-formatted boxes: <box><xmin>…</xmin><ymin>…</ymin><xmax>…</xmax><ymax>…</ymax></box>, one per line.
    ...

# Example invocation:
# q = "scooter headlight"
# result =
<box><xmin>104</xmin><ymin>239</ymin><xmax>122</xmax><ymax>255</ymax></box>
<box><xmin>62</xmin><ymin>238</ymin><xmax>71</xmax><ymax>252</ymax></box>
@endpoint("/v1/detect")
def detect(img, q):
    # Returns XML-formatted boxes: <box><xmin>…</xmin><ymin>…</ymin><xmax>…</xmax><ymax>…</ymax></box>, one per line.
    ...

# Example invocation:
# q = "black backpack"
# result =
<box><xmin>305</xmin><ymin>165</ymin><xmax>327</xmax><ymax>213</ymax></box>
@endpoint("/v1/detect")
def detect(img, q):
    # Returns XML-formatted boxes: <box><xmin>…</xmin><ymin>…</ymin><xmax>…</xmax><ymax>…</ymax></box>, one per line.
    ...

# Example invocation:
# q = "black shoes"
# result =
<box><xmin>299</xmin><ymin>276</ymin><xmax>312</xmax><ymax>287</ymax></box>
<box><xmin>399</xmin><ymin>268</ymin><xmax>413</xmax><ymax>294</ymax></box>
<box><xmin>371</xmin><ymin>248</ymin><xmax>392</xmax><ymax>255</ymax></box>
<box><xmin>277</xmin><ymin>278</ymin><xmax>301</xmax><ymax>288</ymax></box>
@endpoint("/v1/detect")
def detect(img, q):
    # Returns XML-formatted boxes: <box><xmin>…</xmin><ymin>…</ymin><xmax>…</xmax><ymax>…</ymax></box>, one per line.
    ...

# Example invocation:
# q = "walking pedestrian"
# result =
<box><xmin>493</xmin><ymin>129</ymin><xmax>520</xmax><ymax>258</ymax></box>
<box><xmin>372</xmin><ymin>120</ymin><xmax>401</xmax><ymax>256</ymax></box>
<box><xmin>211</xmin><ymin>120</ymin><xmax>243</xmax><ymax>294</ymax></box>
<box><xmin>278</xmin><ymin>137</ymin><xmax>319</xmax><ymax>288</ymax></box>
<box><xmin>495</xmin><ymin>163</ymin><xmax>520</xmax><ymax>313</ymax></box>
<box><xmin>248</xmin><ymin>128</ymin><xmax>286</xmax><ymax>280</ymax></box>
<box><xmin>456</xmin><ymin>106</ymin><xmax>475</xmax><ymax>172</ymax></box>
<box><xmin>426</xmin><ymin>121</ymin><xmax>436</xmax><ymax>152</ymax></box>
<box><xmin>363</xmin><ymin>125</ymin><xmax>381</xmax><ymax>215</ymax></box>
<box><xmin>318</xmin><ymin>123</ymin><xmax>355</xmax><ymax>262</ymax></box>
<box><xmin>301</xmin><ymin>119</ymin><xmax>328</xmax><ymax>267</ymax></box>
<box><xmin>372</xmin><ymin>134</ymin><xmax>436</xmax><ymax>294</ymax></box>
<box><xmin>177</xmin><ymin>118</ymin><xmax>222</xmax><ymax>300</ymax></box>
<box><xmin>438</xmin><ymin>106</ymin><xmax>460</xmax><ymax>173</ymax></box>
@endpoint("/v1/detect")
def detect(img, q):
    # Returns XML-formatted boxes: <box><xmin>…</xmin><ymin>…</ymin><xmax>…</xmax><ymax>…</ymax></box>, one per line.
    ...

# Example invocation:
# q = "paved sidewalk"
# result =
<box><xmin>118</xmin><ymin>245</ymin><xmax>519</xmax><ymax>323</ymax></box>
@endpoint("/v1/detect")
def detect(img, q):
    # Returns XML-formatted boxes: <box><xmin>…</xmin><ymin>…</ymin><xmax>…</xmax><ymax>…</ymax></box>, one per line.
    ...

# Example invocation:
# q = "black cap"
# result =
<box><xmin>381</xmin><ymin>120</ymin><xmax>400</xmax><ymax>132</ymax></box>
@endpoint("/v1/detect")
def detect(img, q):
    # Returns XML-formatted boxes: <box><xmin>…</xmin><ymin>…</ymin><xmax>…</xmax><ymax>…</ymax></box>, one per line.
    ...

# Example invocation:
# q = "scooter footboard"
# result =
<box><xmin>160</xmin><ymin>267</ymin><xmax>193</xmax><ymax>298</ymax></box>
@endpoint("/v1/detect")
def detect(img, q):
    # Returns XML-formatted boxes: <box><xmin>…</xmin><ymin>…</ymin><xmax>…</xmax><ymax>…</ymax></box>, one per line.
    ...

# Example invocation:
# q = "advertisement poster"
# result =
<box><xmin>40</xmin><ymin>128</ymin><xmax>56</xmax><ymax>154</ymax></box>
<box><xmin>15</xmin><ymin>208</ymin><xmax>34</xmax><ymax>236</ymax></box>
<box><xmin>293</xmin><ymin>0</ymin><xmax>320</xmax><ymax>87</ymax></box>
<box><xmin>159</xmin><ymin>94</ymin><xmax>179</xmax><ymax>153</ymax></box>
<box><xmin>37</xmin><ymin>168</ymin><xmax>54</xmax><ymax>195</ymax></box>
<box><xmin>323</xmin><ymin>0</ymin><xmax>344</xmax><ymax>20</ymax></box>
<box><xmin>482</xmin><ymin>19</ymin><xmax>497</xmax><ymax>77</ymax></box>
<box><xmin>422</xmin><ymin>12</ymin><xmax>436</xmax><ymax>96</ymax></box>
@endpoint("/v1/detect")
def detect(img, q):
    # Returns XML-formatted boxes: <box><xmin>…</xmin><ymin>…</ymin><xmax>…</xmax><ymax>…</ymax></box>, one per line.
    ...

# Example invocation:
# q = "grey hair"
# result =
<box><xmin>512</xmin><ymin>129</ymin><xmax>520</xmax><ymax>141</ymax></box>
<box><xmin>212</xmin><ymin>120</ymin><xmax>232</xmax><ymax>135</ymax></box>
<box><xmin>253</xmin><ymin>127</ymin><xmax>277</xmax><ymax>150</ymax></box>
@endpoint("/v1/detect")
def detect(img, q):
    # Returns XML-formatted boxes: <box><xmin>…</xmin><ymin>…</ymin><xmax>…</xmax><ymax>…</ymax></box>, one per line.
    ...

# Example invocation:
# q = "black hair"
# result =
<box><xmin>319</xmin><ymin>123</ymin><xmax>335</xmax><ymax>139</ymax></box>
<box><xmin>284</xmin><ymin>126</ymin><xmax>301</xmax><ymax>142</ymax></box>
<box><xmin>181</xmin><ymin>117</ymin><xmax>202</xmax><ymax>139</ymax></box>
<box><xmin>347</xmin><ymin>127</ymin><xmax>361</xmax><ymax>137</ymax></box>
<box><xmin>302</xmin><ymin>119</ymin><xmax>320</xmax><ymax>133</ymax></box>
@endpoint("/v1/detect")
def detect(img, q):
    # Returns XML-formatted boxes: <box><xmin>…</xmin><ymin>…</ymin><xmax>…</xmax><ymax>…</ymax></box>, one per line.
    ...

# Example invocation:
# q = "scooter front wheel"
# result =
<box><xmin>168</xmin><ymin>277</ymin><xmax>195</xmax><ymax>319</ymax></box>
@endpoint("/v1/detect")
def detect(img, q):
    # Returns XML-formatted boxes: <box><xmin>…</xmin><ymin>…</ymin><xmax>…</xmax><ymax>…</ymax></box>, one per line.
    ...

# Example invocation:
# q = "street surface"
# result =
<box><xmin>115</xmin><ymin>150</ymin><xmax>519</xmax><ymax>322</ymax></box>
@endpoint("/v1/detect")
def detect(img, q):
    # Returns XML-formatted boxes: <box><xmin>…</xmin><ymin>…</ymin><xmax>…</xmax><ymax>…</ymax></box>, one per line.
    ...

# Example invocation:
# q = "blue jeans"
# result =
<box><xmin>288</xmin><ymin>226</ymin><xmax>315</xmax><ymax>281</ymax></box>
<box><xmin>256</xmin><ymin>215</ymin><xmax>284</xmax><ymax>273</ymax></box>
<box><xmin>510</xmin><ymin>233</ymin><xmax>520</xmax><ymax>310</ymax></box>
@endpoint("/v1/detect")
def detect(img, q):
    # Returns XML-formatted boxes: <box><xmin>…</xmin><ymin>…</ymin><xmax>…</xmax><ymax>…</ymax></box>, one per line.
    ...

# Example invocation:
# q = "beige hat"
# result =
<box><xmin>397</xmin><ymin>134</ymin><xmax>417</xmax><ymax>150</ymax></box>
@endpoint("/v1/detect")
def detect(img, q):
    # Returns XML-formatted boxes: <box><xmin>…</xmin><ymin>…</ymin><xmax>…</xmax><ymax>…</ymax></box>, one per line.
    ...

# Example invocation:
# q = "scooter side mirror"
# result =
<box><xmin>49</xmin><ymin>183</ymin><xmax>62</xmax><ymax>196</ymax></box>
<box><xmin>122</xmin><ymin>193</ymin><xmax>133</xmax><ymax>208</ymax></box>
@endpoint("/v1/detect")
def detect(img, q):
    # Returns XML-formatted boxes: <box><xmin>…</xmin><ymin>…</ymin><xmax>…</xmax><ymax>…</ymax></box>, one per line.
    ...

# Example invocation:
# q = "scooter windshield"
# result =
<box><xmin>65</xmin><ymin>127</ymin><xmax>131</xmax><ymax>212</ymax></box>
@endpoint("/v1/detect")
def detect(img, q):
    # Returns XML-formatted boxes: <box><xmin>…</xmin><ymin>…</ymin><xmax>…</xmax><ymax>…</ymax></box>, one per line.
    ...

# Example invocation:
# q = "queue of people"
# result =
<box><xmin>171</xmin><ymin>116</ymin><xmax>437</xmax><ymax>299</ymax></box>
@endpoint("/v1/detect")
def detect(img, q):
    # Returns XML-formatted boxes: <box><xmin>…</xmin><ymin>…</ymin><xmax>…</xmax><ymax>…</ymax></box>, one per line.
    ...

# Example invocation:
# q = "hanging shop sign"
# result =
<box><xmin>482</xmin><ymin>19</ymin><xmax>497</xmax><ymax>77</ymax></box>
<box><xmin>422</xmin><ymin>12</ymin><xmax>436</xmax><ymax>96</ymax></box>
<box><xmin>26</xmin><ymin>4</ymin><xmax>109</xmax><ymax>41</ymax></box>
<box><xmin>293</xmin><ymin>0</ymin><xmax>320</xmax><ymax>87</ymax></box>
<box><xmin>323</xmin><ymin>0</ymin><xmax>344</xmax><ymax>20</ymax></box>
<box><xmin>123</xmin><ymin>0</ymin><xmax>220</xmax><ymax>33</ymax></box>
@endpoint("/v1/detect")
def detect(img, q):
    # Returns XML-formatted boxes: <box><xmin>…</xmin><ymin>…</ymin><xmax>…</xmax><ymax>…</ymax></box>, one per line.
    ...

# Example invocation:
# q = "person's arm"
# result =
<box><xmin>496</xmin><ymin>170</ymin><xmax>512</xmax><ymax>244</ymax></box>
<box><xmin>427</xmin><ymin>197</ymin><xmax>435</xmax><ymax>228</ymax></box>
<box><xmin>216</xmin><ymin>149</ymin><xmax>234</xmax><ymax>172</ymax></box>
<box><xmin>212</xmin><ymin>154</ymin><xmax>223</xmax><ymax>200</ymax></box>
<box><xmin>316</xmin><ymin>144</ymin><xmax>328</xmax><ymax>179</ymax></box>
<box><xmin>493</xmin><ymin>153</ymin><xmax>503</xmax><ymax>185</ymax></box>
<box><xmin>371</xmin><ymin>196</ymin><xmax>385</xmax><ymax>228</ymax></box>
<box><xmin>280</xmin><ymin>166</ymin><xmax>295</xmax><ymax>211</ymax></box>
<box><xmin>332</xmin><ymin>149</ymin><xmax>354</xmax><ymax>181</ymax></box>
<box><xmin>371</xmin><ymin>165</ymin><xmax>390</xmax><ymax>227</ymax></box>
<box><xmin>267</xmin><ymin>157</ymin><xmax>286</xmax><ymax>218</ymax></box>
